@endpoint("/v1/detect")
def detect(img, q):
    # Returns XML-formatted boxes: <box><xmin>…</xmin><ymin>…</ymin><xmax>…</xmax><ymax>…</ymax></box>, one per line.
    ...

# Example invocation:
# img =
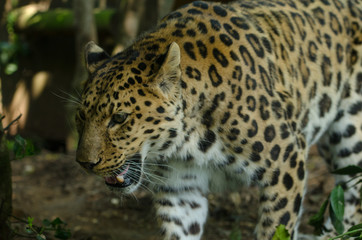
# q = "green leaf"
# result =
<box><xmin>27</xmin><ymin>216</ymin><xmax>34</xmax><ymax>228</ymax></box>
<box><xmin>308</xmin><ymin>199</ymin><xmax>328</xmax><ymax>235</ymax></box>
<box><xmin>330</xmin><ymin>185</ymin><xmax>344</xmax><ymax>222</ymax></box>
<box><xmin>51</xmin><ymin>217</ymin><xmax>65</xmax><ymax>226</ymax></box>
<box><xmin>332</xmin><ymin>165</ymin><xmax>362</xmax><ymax>175</ymax></box>
<box><xmin>329</xmin><ymin>203</ymin><xmax>344</xmax><ymax>234</ymax></box>
<box><xmin>229</xmin><ymin>227</ymin><xmax>242</xmax><ymax>240</ymax></box>
<box><xmin>346</xmin><ymin>223</ymin><xmax>362</xmax><ymax>238</ymax></box>
<box><xmin>272</xmin><ymin>225</ymin><xmax>291</xmax><ymax>240</ymax></box>
<box><xmin>42</xmin><ymin>219</ymin><xmax>52</xmax><ymax>227</ymax></box>
<box><xmin>54</xmin><ymin>229</ymin><xmax>71</xmax><ymax>239</ymax></box>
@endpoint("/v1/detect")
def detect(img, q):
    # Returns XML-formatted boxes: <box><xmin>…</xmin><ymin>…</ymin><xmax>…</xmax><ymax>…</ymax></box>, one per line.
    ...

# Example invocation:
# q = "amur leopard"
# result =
<box><xmin>75</xmin><ymin>0</ymin><xmax>362</xmax><ymax>239</ymax></box>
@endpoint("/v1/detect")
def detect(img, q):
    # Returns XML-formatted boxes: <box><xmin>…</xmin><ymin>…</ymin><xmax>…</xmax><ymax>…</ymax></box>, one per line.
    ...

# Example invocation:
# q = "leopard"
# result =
<box><xmin>75</xmin><ymin>0</ymin><xmax>362</xmax><ymax>239</ymax></box>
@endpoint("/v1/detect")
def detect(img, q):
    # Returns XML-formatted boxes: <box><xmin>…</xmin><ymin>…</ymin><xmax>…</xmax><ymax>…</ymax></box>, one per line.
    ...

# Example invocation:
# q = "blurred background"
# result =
<box><xmin>0</xmin><ymin>1</ymin><xmax>332</xmax><ymax>240</ymax></box>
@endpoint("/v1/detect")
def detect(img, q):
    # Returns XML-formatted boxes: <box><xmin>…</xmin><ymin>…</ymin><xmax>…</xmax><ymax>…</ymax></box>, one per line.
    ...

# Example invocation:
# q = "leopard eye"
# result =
<box><xmin>77</xmin><ymin>110</ymin><xmax>86</xmax><ymax>122</ymax></box>
<box><xmin>109</xmin><ymin>112</ymin><xmax>129</xmax><ymax>127</ymax></box>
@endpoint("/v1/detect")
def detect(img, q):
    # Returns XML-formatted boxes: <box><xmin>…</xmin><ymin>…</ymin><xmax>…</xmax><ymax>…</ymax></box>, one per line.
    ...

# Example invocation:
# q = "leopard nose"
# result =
<box><xmin>77</xmin><ymin>160</ymin><xmax>98</xmax><ymax>170</ymax></box>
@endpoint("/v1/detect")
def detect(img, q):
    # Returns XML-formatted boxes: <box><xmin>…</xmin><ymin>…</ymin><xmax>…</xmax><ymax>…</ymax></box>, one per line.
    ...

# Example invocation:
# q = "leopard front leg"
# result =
<box><xmin>255</xmin><ymin>151</ymin><xmax>307</xmax><ymax>240</ymax></box>
<box><xmin>152</xmin><ymin>161</ymin><xmax>209</xmax><ymax>240</ymax></box>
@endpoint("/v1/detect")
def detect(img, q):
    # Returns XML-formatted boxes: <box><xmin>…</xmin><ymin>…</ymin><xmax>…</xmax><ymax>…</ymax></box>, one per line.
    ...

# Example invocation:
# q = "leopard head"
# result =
<box><xmin>75</xmin><ymin>41</ymin><xmax>183</xmax><ymax>193</ymax></box>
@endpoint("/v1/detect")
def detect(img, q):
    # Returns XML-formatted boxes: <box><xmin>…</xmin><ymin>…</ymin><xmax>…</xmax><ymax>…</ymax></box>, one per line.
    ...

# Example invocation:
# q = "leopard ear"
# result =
<box><xmin>154</xmin><ymin>42</ymin><xmax>181</xmax><ymax>96</ymax></box>
<box><xmin>84</xmin><ymin>41</ymin><xmax>110</xmax><ymax>73</ymax></box>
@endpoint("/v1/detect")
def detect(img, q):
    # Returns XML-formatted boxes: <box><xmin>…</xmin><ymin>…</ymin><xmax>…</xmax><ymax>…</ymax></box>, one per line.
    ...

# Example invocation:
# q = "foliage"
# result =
<box><xmin>272</xmin><ymin>225</ymin><xmax>290</xmax><ymax>240</ymax></box>
<box><xmin>229</xmin><ymin>225</ymin><xmax>242</xmax><ymax>240</ymax></box>
<box><xmin>13</xmin><ymin>216</ymin><xmax>71</xmax><ymax>239</ymax></box>
<box><xmin>6</xmin><ymin>134</ymin><xmax>39</xmax><ymax>159</ymax></box>
<box><xmin>0</xmin><ymin>9</ymin><xmax>27</xmax><ymax>75</ymax></box>
<box><xmin>271</xmin><ymin>165</ymin><xmax>362</xmax><ymax>240</ymax></box>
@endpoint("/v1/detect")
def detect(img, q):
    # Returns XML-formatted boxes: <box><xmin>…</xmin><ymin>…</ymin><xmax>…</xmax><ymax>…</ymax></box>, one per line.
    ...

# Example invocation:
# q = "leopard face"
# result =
<box><xmin>76</xmin><ymin>42</ymin><xmax>184</xmax><ymax>193</ymax></box>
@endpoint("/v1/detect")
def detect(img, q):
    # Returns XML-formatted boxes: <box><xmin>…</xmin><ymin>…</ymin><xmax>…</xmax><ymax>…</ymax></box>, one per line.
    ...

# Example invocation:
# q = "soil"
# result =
<box><xmin>11</xmin><ymin>148</ymin><xmax>334</xmax><ymax>240</ymax></box>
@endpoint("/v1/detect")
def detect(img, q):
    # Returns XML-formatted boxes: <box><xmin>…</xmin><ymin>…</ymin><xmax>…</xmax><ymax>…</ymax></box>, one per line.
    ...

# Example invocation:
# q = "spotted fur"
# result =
<box><xmin>76</xmin><ymin>0</ymin><xmax>362</xmax><ymax>239</ymax></box>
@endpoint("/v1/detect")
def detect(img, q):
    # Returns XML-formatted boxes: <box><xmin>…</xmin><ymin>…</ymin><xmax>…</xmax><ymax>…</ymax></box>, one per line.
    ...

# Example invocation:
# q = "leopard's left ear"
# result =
<box><xmin>154</xmin><ymin>42</ymin><xmax>181</xmax><ymax>96</ymax></box>
<box><xmin>84</xmin><ymin>41</ymin><xmax>110</xmax><ymax>73</ymax></box>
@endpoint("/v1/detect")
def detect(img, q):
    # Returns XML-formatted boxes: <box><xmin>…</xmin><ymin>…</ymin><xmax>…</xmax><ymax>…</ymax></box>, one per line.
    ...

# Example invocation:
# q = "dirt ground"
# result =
<box><xmin>10</xmin><ymin>148</ymin><xmax>334</xmax><ymax>240</ymax></box>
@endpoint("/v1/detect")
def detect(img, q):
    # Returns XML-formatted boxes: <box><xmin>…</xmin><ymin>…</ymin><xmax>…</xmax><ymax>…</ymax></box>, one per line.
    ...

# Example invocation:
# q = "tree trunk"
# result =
<box><xmin>73</xmin><ymin>0</ymin><xmax>98</xmax><ymax>90</ymax></box>
<box><xmin>0</xmin><ymin>115</ymin><xmax>12</xmax><ymax>240</ymax></box>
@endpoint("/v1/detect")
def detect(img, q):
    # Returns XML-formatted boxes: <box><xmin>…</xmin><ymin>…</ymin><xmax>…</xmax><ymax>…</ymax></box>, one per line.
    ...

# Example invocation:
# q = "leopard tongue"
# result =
<box><xmin>104</xmin><ymin>164</ymin><xmax>129</xmax><ymax>184</ymax></box>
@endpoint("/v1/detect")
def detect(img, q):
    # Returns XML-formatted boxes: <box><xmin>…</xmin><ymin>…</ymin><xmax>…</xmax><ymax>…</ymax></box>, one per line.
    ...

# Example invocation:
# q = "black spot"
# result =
<box><xmin>213</xmin><ymin>48</ymin><xmax>229</xmax><ymax>67</ymax></box>
<box><xmin>138</xmin><ymin>62</ymin><xmax>146</xmax><ymax>71</ymax></box>
<box><xmin>186</xmin><ymin>29</ymin><xmax>196</xmax><ymax>37</ymax></box>
<box><xmin>172</xmin><ymin>29</ymin><xmax>183</xmax><ymax>37</ymax></box>
<box><xmin>196</xmin><ymin>40</ymin><xmax>207</xmax><ymax>58</ymax></box>
<box><xmin>246</xmin><ymin>96</ymin><xmax>256</xmax><ymax>111</ymax></box>
<box><xmin>274</xmin><ymin>198</ymin><xmax>288</xmax><ymax>211</ymax></box>
<box><xmin>156</xmin><ymin>199</ymin><xmax>173</xmax><ymax>207</ymax></box>
<box><xmin>230</xmin><ymin>16</ymin><xmax>249</xmax><ymax>29</ymax></box>
<box><xmin>198</xmin><ymin>130</ymin><xmax>216</xmax><ymax>152</ymax></box>
<box><xmin>247</xmin><ymin>120</ymin><xmax>258</xmax><ymax>138</ymax></box>
<box><xmin>184</xmin><ymin>42</ymin><xmax>196</xmax><ymax>60</ymax></box>
<box><xmin>233</xmin><ymin>146</ymin><xmax>243</xmax><ymax>154</ymax></box>
<box><xmin>271</xmin><ymin>168</ymin><xmax>280</xmax><ymax>185</ymax></box>
<box><xmin>270</xmin><ymin>145</ymin><xmax>281</xmax><ymax>161</ymax></box>
<box><xmin>279</xmin><ymin>212</ymin><xmax>291</xmax><ymax>225</ymax></box>
<box><xmin>321</xmin><ymin>56</ymin><xmax>332</xmax><ymax>86</ymax></box>
<box><xmin>197</xmin><ymin>22</ymin><xmax>208</xmax><ymax>34</ymax></box>
<box><xmin>210</xmin><ymin>19</ymin><xmax>221</xmax><ymax>31</ymax></box>
<box><xmin>208</xmin><ymin>65</ymin><xmax>223</xmax><ymax>87</ymax></box>
<box><xmin>221</xmin><ymin>112</ymin><xmax>230</xmax><ymax>124</ymax></box>
<box><xmin>188</xmin><ymin>222</ymin><xmax>201</xmax><ymax>235</ymax></box>
<box><xmin>283</xmin><ymin>144</ymin><xmax>294</xmax><ymax>162</ymax></box>
<box><xmin>131</xmin><ymin>68</ymin><xmax>141</xmax><ymax>75</ymax></box>
<box><xmin>145</xmin><ymin>117</ymin><xmax>154</xmax><ymax>122</ymax></box>
<box><xmin>213</xmin><ymin>5</ymin><xmax>227</xmax><ymax>17</ymax></box>
<box><xmin>169</xmin><ymin>128</ymin><xmax>177</xmax><ymax>138</ymax></box>
<box><xmin>290</xmin><ymin>152</ymin><xmax>298</xmax><ymax>168</ymax></box>
<box><xmin>329</xmin><ymin>132</ymin><xmax>341</xmax><ymax>144</ymax></box>
<box><xmin>283</xmin><ymin>173</ymin><xmax>293</xmax><ymax>190</ymax></box>
<box><xmin>343</xmin><ymin>125</ymin><xmax>356</xmax><ymax>138</ymax></box>
<box><xmin>250</xmin><ymin>152</ymin><xmax>261</xmax><ymax>162</ymax></box>
<box><xmin>353</xmin><ymin>141</ymin><xmax>362</xmax><ymax>154</ymax></box>
<box><xmin>138</xmin><ymin>89</ymin><xmax>146</xmax><ymax>96</ymax></box>
<box><xmin>308</xmin><ymin>41</ymin><xmax>318</xmax><ymax>62</ymax></box>
<box><xmin>246</xmin><ymin>34</ymin><xmax>264</xmax><ymax>58</ymax></box>
<box><xmin>293</xmin><ymin>194</ymin><xmax>302</xmax><ymax>213</ymax></box>
<box><xmin>113</xmin><ymin>92</ymin><xmax>119</xmax><ymax>100</ymax></box>
<box><xmin>264</xmin><ymin>125</ymin><xmax>276</xmax><ymax>142</ymax></box>
<box><xmin>349</xmin><ymin>101</ymin><xmax>362</xmax><ymax>115</ymax></box>
<box><xmin>252</xmin><ymin>141</ymin><xmax>264</xmax><ymax>153</ymax></box>
<box><xmin>297</xmin><ymin>161</ymin><xmax>305</xmax><ymax>180</ymax></box>
<box><xmin>239</xmin><ymin>46</ymin><xmax>256</xmax><ymax>74</ymax></box>
<box><xmin>157</xmin><ymin>106</ymin><xmax>165</xmax><ymax>113</ymax></box>
<box><xmin>187</xmin><ymin>8</ymin><xmax>203</xmax><ymax>15</ymax></box>
<box><xmin>220</xmin><ymin>34</ymin><xmax>233</xmax><ymax>46</ymax></box>
<box><xmin>193</xmin><ymin>1</ymin><xmax>209</xmax><ymax>9</ymax></box>
<box><xmin>339</xmin><ymin>148</ymin><xmax>351</xmax><ymax>157</ymax></box>
<box><xmin>319</xmin><ymin>93</ymin><xmax>332</xmax><ymax>117</ymax></box>
<box><xmin>223</xmin><ymin>23</ymin><xmax>239</xmax><ymax>40</ymax></box>
<box><xmin>259</xmin><ymin>66</ymin><xmax>274</xmax><ymax>97</ymax></box>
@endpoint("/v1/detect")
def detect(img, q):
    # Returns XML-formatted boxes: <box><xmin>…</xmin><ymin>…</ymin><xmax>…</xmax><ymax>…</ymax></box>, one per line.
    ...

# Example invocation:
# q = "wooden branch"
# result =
<box><xmin>3</xmin><ymin>114</ymin><xmax>22</xmax><ymax>132</ymax></box>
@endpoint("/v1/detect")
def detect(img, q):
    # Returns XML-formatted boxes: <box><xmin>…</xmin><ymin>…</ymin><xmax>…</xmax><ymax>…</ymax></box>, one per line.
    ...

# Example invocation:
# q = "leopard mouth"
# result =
<box><xmin>103</xmin><ymin>154</ymin><xmax>142</xmax><ymax>190</ymax></box>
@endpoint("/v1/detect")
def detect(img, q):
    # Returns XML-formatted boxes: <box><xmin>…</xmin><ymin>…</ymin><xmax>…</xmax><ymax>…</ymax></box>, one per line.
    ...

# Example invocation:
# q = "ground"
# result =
<box><xmin>11</xmin><ymin>148</ymin><xmax>333</xmax><ymax>240</ymax></box>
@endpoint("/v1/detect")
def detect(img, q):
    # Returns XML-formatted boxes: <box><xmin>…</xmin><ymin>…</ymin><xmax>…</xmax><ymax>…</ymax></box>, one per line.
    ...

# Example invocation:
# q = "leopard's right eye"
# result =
<box><xmin>77</xmin><ymin>111</ymin><xmax>86</xmax><ymax>121</ymax></box>
<box><xmin>109</xmin><ymin>112</ymin><xmax>129</xmax><ymax>127</ymax></box>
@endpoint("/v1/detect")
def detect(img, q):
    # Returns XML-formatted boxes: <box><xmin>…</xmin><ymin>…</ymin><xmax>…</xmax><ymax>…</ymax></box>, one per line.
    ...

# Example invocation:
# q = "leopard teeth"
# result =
<box><xmin>116</xmin><ymin>175</ymin><xmax>125</xmax><ymax>183</ymax></box>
